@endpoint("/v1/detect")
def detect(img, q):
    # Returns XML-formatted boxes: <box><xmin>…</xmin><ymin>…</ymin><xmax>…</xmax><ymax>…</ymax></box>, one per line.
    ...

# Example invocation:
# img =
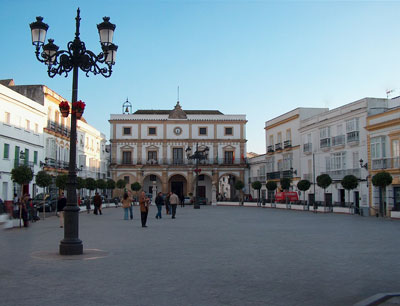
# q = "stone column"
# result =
<box><xmin>187</xmin><ymin>170</ymin><xmax>193</xmax><ymax>196</ymax></box>
<box><xmin>162</xmin><ymin>170</ymin><xmax>168</xmax><ymax>194</ymax></box>
<box><xmin>212</xmin><ymin>183</ymin><xmax>217</xmax><ymax>205</ymax></box>
<box><xmin>152</xmin><ymin>181</ymin><xmax>157</xmax><ymax>205</ymax></box>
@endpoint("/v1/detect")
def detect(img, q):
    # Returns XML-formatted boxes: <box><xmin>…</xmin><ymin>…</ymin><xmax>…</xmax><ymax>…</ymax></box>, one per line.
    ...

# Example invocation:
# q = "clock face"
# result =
<box><xmin>174</xmin><ymin>127</ymin><xmax>182</xmax><ymax>135</ymax></box>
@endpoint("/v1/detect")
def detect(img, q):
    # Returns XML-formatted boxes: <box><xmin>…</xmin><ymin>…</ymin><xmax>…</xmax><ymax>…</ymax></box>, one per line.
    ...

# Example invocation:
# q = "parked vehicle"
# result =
<box><xmin>33</xmin><ymin>193</ymin><xmax>57</xmax><ymax>212</ymax></box>
<box><xmin>184</xmin><ymin>196</ymin><xmax>192</xmax><ymax>205</ymax></box>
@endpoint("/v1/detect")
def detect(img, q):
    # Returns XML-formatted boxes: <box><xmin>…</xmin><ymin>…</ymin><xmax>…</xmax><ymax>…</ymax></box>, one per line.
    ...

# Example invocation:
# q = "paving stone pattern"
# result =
<box><xmin>0</xmin><ymin>206</ymin><xmax>399</xmax><ymax>306</ymax></box>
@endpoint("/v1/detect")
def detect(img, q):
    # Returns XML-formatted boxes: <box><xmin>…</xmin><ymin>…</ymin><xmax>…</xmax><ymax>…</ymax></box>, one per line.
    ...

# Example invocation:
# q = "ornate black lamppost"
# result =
<box><xmin>186</xmin><ymin>144</ymin><xmax>209</xmax><ymax>209</ymax></box>
<box><xmin>30</xmin><ymin>8</ymin><xmax>117</xmax><ymax>255</ymax></box>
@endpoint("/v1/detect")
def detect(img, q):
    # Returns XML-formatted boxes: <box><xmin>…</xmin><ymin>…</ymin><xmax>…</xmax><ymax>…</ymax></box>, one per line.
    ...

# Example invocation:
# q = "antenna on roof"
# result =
<box><xmin>177</xmin><ymin>86</ymin><xmax>180</xmax><ymax>102</ymax></box>
<box><xmin>386</xmin><ymin>89</ymin><xmax>394</xmax><ymax>99</ymax></box>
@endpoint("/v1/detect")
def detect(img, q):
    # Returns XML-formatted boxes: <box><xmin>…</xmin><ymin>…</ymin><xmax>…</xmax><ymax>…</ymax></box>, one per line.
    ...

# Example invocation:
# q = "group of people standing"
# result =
<box><xmin>121</xmin><ymin>190</ymin><xmax>181</xmax><ymax>228</ymax></box>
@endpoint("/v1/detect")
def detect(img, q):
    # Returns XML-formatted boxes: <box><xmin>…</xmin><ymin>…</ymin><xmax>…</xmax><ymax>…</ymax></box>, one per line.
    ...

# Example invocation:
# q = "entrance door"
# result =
<box><xmin>308</xmin><ymin>193</ymin><xmax>315</xmax><ymax>205</ymax></box>
<box><xmin>197</xmin><ymin>186</ymin><xmax>206</xmax><ymax>198</ymax></box>
<box><xmin>394</xmin><ymin>187</ymin><xmax>400</xmax><ymax>211</ymax></box>
<box><xmin>325</xmin><ymin>193</ymin><xmax>332</xmax><ymax>207</ymax></box>
<box><xmin>171</xmin><ymin>181</ymin><xmax>183</xmax><ymax>199</ymax></box>
<box><xmin>339</xmin><ymin>189</ymin><xmax>345</xmax><ymax>205</ymax></box>
<box><xmin>354</xmin><ymin>191</ymin><xmax>360</xmax><ymax>214</ymax></box>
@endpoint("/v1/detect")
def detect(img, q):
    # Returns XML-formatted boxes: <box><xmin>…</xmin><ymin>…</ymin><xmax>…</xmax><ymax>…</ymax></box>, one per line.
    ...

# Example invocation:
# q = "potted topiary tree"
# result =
<box><xmin>131</xmin><ymin>182</ymin><xmax>141</xmax><ymax>205</ymax></box>
<box><xmin>297</xmin><ymin>179</ymin><xmax>311</xmax><ymax>210</ymax></box>
<box><xmin>11</xmin><ymin>165</ymin><xmax>33</xmax><ymax>227</ymax></box>
<box><xmin>341</xmin><ymin>175</ymin><xmax>358</xmax><ymax>214</ymax></box>
<box><xmin>251</xmin><ymin>181</ymin><xmax>262</xmax><ymax>206</ymax></box>
<box><xmin>280</xmin><ymin>177</ymin><xmax>292</xmax><ymax>208</ymax></box>
<box><xmin>85</xmin><ymin>177</ymin><xmax>97</xmax><ymax>208</ymax></box>
<box><xmin>266</xmin><ymin>180</ymin><xmax>277</xmax><ymax>207</ymax></box>
<box><xmin>234</xmin><ymin>180</ymin><xmax>245</xmax><ymax>205</ymax></box>
<box><xmin>372</xmin><ymin>171</ymin><xmax>393</xmax><ymax>217</ymax></box>
<box><xmin>107</xmin><ymin>179</ymin><xmax>116</xmax><ymax>201</ymax></box>
<box><xmin>35</xmin><ymin>170</ymin><xmax>52</xmax><ymax>220</ymax></box>
<box><xmin>317</xmin><ymin>174</ymin><xmax>332</xmax><ymax>211</ymax></box>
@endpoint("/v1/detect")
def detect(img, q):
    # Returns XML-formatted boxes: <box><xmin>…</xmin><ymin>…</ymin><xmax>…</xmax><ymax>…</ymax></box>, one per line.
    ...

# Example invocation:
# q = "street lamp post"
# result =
<box><xmin>30</xmin><ymin>8</ymin><xmax>117</xmax><ymax>255</ymax></box>
<box><xmin>186</xmin><ymin>144</ymin><xmax>209</xmax><ymax>209</ymax></box>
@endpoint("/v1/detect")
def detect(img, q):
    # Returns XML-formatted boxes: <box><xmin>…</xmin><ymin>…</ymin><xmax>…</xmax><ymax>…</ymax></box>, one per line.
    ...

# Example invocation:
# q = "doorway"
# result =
<box><xmin>394</xmin><ymin>187</ymin><xmax>400</xmax><ymax>211</ymax></box>
<box><xmin>171</xmin><ymin>181</ymin><xmax>184</xmax><ymax>199</ymax></box>
<box><xmin>354</xmin><ymin>191</ymin><xmax>360</xmax><ymax>214</ymax></box>
<box><xmin>339</xmin><ymin>189</ymin><xmax>345</xmax><ymax>205</ymax></box>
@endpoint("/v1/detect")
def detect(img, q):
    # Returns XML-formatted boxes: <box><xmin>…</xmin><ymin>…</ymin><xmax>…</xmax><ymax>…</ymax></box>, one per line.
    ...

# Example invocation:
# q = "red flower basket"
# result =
<box><xmin>59</xmin><ymin>101</ymin><xmax>70</xmax><ymax>118</ymax></box>
<box><xmin>72</xmin><ymin>100</ymin><xmax>86</xmax><ymax>120</ymax></box>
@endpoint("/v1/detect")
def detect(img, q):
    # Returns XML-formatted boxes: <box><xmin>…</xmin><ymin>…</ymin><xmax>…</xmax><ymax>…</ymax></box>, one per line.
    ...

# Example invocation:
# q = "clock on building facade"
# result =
<box><xmin>174</xmin><ymin>127</ymin><xmax>182</xmax><ymax>135</ymax></box>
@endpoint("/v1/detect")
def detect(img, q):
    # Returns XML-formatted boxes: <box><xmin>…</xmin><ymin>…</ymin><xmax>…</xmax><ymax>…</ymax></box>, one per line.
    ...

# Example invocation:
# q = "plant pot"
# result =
<box><xmin>60</xmin><ymin>109</ymin><xmax>69</xmax><ymax>118</ymax></box>
<box><xmin>75</xmin><ymin>110</ymin><xmax>83</xmax><ymax>119</ymax></box>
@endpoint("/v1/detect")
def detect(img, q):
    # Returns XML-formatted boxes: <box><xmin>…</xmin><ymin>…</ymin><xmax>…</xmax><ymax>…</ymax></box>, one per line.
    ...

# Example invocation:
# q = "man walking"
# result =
<box><xmin>139</xmin><ymin>191</ymin><xmax>150</xmax><ymax>227</ymax></box>
<box><xmin>169</xmin><ymin>191</ymin><xmax>179</xmax><ymax>219</ymax></box>
<box><xmin>93</xmin><ymin>192</ymin><xmax>102</xmax><ymax>215</ymax></box>
<box><xmin>57</xmin><ymin>193</ymin><xmax>67</xmax><ymax>228</ymax></box>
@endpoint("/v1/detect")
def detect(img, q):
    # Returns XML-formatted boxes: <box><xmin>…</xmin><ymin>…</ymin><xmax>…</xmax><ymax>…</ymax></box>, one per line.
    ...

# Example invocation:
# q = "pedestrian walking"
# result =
<box><xmin>57</xmin><ymin>192</ymin><xmax>67</xmax><ymax>228</ymax></box>
<box><xmin>165</xmin><ymin>192</ymin><xmax>171</xmax><ymax>215</ymax></box>
<box><xmin>85</xmin><ymin>196</ymin><xmax>91</xmax><ymax>213</ymax></box>
<box><xmin>155</xmin><ymin>192</ymin><xmax>164</xmax><ymax>219</ymax></box>
<box><xmin>139</xmin><ymin>191</ymin><xmax>150</xmax><ymax>227</ymax></box>
<box><xmin>180</xmin><ymin>194</ymin><xmax>184</xmax><ymax>207</ymax></box>
<box><xmin>13</xmin><ymin>193</ymin><xmax>19</xmax><ymax>219</ymax></box>
<box><xmin>93</xmin><ymin>192</ymin><xmax>102</xmax><ymax>215</ymax></box>
<box><xmin>121</xmin><ymin>192</ymin><xmax>132</xmax><ymax>220</ymax></box>
<box><xmin>169</xmin><ymin>191</ymin><xmax>179</xmax><ymax>219</ymax></box>
<box><xmin>21</xmin><ymin>194</ymin><xmax>30</xmax><ymax>227</ymax></box>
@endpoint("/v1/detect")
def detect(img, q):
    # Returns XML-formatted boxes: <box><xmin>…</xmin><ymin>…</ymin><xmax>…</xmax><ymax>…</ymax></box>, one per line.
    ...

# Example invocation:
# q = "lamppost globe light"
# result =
<box><xmin>103</xmin><ymin>43</ymin><xmax>118</xmax><ymax>65</ymax></box>
<box><xmin>97</xmin><ymin>16</ymin><xmax>116</xmax><ymax>47</ymax></box>
<box><xmin>30</xmin><ymin>16</ymin><xmax>49</xmax><ymax>46</ymax></box>
<box><xmin>43</xmin><ymin>39</ymin><xmax>59</xmax><ymax>65</ymax></box>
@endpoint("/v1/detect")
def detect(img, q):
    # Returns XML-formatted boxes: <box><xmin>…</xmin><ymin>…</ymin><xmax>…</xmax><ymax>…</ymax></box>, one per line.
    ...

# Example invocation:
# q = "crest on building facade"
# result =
<box><xmin>169</xmin><ymin>102</ymin><xmax>187</xmax><ymax>119</ymax></box>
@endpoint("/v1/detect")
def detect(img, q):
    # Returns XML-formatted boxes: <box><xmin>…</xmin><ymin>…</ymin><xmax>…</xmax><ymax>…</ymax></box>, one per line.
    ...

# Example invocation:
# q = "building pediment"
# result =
<box><xmin>169</xmin><ymin>102</ymin><xmax>187</xmax><ymax>119</ymax></box>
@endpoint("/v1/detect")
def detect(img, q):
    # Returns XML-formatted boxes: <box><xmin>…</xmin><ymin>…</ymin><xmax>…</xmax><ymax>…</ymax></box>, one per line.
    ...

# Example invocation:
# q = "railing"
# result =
<box><xmin>266</xmin><ymin>170</ymin><xmax>293</xmax><ymax>180</ymax></box>
<box><xmin>320</xmin><ymin>138</ymin><xmax>331</xmax><ymax>148</ymax></box>
<box><xmin>303</xmin><ymin>143</ymin><xmax>312</xmax><ymax>153</ymax></box>
<box><xmin>284</xmin><ymin>140</ymin><xmax>292</xmax><ymax>148</ymax></box>
<box><xmin>250</xmin><ymin>176</ymin><xmax>266</xmax><ymax>183</ymax></box>
<box><xmin>323</xmin><ymin>168</ymin><xmax>361</xmax><ymax>180</ymax></box>
<box><xmin>332</xmin><ymin>135</ymin><xmax>345</xmax><ymax>147</ymax></box>
<box><xmin>46</xmin><ymin>120</ymin><xmax>70</xmax><ymax>138</ymax></box>
<box><xmin>46</xmin><ymin>157</ymin><xmax>69</xmax><ymax>170</ymax></box>
<box><xmin>372</xmin><ymin>157</ymin><xmax>400</xmax><ymax>170</ymax></box>
<box><xmin>267</xmin><ymin>145</ymin><xmax>274</xmax><ymax>153</ymax></box>
<box><xmin>275</xmin><ymin>143</ymin><xmax>282</xmax><ymax>151</ymax></box>
<box><xmin>347</xmin><ymin>131</ymin><xmax>359</xmax><ymax>143</ymax></box>
<box><xmin>111</xmin><ymin>157</ymin><xmax>248</xmax><ymax>166</ymax></box>
<box><xmin>303</xmin><ymin>173</ymin><xmax>312</xmax><ymax>181</ymax></box>
<box><xmin>14</xmin><ymin>159</ymin><xmax>34</xmax><ymax>169</ymax></box>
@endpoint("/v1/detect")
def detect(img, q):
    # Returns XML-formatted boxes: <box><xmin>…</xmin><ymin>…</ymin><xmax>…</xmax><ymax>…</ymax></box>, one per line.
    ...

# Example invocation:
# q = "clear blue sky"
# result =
<box><xmin>2</xmin><ymin>0</ymin><xmax>400</xmax><ymax>154</ymax></box>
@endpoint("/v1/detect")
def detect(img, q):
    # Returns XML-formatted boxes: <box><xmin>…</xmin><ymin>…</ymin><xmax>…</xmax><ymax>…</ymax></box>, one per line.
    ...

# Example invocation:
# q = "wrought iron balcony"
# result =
<box><xmin>347</xmin><ymin>131</ymin><xmax>359</xmax><ymax>143</ymax></box>
<box><xmin>267</xmin><ymin>145</ymin><xmax>275</xmax><ymax>153</ymax></box>
<box><xmin>284</xmin><ymin>140</ymin><xmax>292</xmax><ymax>149</ymax></box>
<box><xmin>275</xmin><ymin>143</ymin><xmax>282</xmax><ymax>151</ymax></box>
<box><xmin>320</xmin><ymin>138</ymin><xmax>331</xmax><ymax>148</ymax></box>
<box><xmin>46</xmin><ymin>120</ymin><xmax>70</xmax><ymax>138</ymax></box>
<box><xmin>322</xmin><ymin>168</ymin><xmax>361</xmax><ymax>180</ymax></box>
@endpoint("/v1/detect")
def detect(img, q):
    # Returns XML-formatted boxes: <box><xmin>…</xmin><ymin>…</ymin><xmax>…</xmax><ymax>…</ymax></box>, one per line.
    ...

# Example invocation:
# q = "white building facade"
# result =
<box><xmin>109</xmin><ymin>102</ymin><xmax>247</xmax><ymax>203</ymax></box>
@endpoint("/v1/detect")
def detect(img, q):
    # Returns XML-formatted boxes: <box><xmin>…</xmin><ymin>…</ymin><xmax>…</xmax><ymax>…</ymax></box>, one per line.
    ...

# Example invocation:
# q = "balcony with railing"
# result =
<box><xmin>13</xmin><ymin>159</ymin><xmax>34</xmax><ymax>169</ymax></box>
<box><xmin>320</xmin><ymin>138</ymin><xmax>331</xmax><ymax>149</ymax></box>
<box><xmin>266</xmin><ymin>170</ymin><xmax>294</xmax><ymax>180</ymax></box>
<box><xmin>372</xmin><ymin>157</ymin><xmax>400</xmax><ymax>170</ymax></box>
<box><xmin>303</xmin><ymin>173</ymin><xmax>312</xmax><ymax>181</ymax></box>
<box><xmin>322</xmin><ymin>168</ymin><xmax>361</xmax><ymax>180</ymax></box>
<box><xmin>111</xmin><ymin>157</ymin><xmax>247</xmax><ymax>167</ymax></box>
<box><xmin>275</xmin><ymin>143</ymin><xmax>282</xmax><ymax>151</ymax></box>
<box><xmin>303</xmin><ymin>143</ymin><xmax>312</xmax><ymax>154</ymax></box>
<box><xmin>46</xmin><ymin>120</ymin><xmax>70</xmax><ymax>138</ymax></box>
<box><xmin>332</xmin><ymin>135</ymin><xmax>345</xmax><ymax>147</ymax></box>
<box><xmin>347</xmin><ymin>131</ymin><xmax>359</xmax><ymax>143</ymax></box>
<box><xmin>45</xmin><ymin>157</ymin><xmax>69</xmax><ymax>170</ymax></box>
<box><xmin>284</xmin><ymin>140</ymin><xmax>292</xmax><ymax>149</ymax></box>
<box><xmin>267</xmin><ymin>145</ymin><xmax>274</xmax><ymax>153</ymax></box>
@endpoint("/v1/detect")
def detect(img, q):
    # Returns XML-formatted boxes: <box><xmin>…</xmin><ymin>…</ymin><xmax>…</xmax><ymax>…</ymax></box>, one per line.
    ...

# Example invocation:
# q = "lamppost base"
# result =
<box><xmin>59</xmin><ymin>240</ymin><xmax>83</xmax><ymax>255</ymax></box>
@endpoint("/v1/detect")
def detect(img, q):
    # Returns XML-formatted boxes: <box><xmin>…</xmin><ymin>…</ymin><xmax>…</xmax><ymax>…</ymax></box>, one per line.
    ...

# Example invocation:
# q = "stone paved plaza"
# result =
<box><xmin>1</xmin><ymin>205</ymin><xmax>399</xmax><ymax>306</ymax></box>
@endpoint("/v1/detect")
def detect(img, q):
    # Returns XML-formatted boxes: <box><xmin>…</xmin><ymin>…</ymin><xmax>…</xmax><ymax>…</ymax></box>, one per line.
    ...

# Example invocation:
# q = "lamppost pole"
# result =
<box><xmin>186</xmin><ymin>143</ymin><xmax>209</xmax><ymax>209</ymax></box>
<box><xmin>30</xmin><ymin>8</ymin><xmax>117</xmax><ymax>255</ymax></box>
